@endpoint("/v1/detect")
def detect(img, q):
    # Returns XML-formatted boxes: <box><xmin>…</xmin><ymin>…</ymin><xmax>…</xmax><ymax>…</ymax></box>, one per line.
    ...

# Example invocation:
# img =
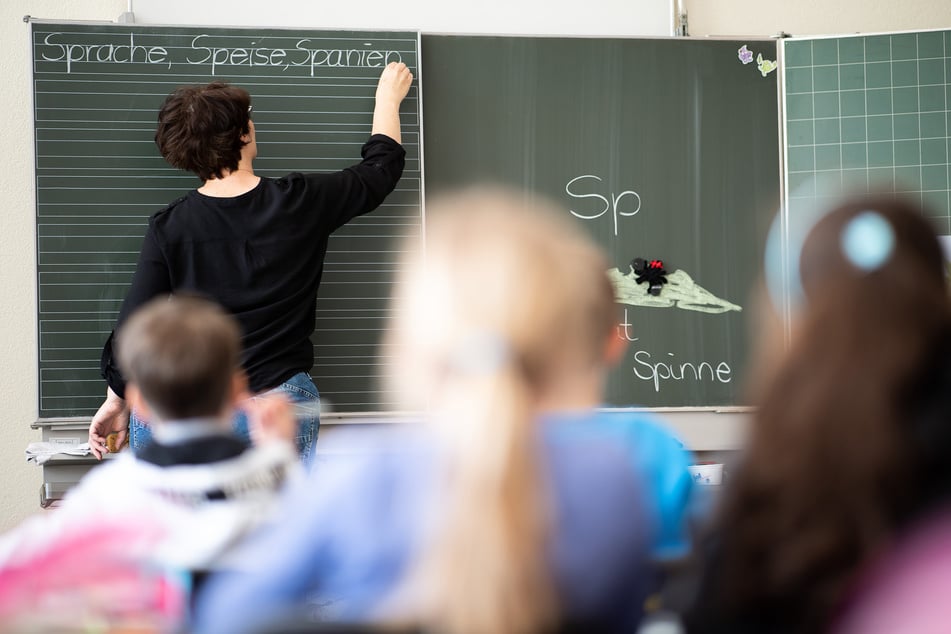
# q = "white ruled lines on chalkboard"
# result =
<box><xmin>33</xmin><ymin>23</ymin><xmax>422</xmax><ymax>417</ymax></box>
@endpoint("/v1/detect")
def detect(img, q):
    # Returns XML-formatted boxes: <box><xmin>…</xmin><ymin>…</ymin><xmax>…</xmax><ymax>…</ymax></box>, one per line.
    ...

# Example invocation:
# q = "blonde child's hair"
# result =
<box><xmin>387</xmin><ymin>187</ymin><xmax>617</xmax><ymax>634</ymax></box>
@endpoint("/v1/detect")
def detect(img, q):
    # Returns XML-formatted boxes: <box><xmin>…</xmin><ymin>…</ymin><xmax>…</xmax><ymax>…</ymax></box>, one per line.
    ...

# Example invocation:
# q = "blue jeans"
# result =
<box><xmin>129</xmin><ymin>372</ymin><xmax>320</xmax><ymax>465</ymax></box>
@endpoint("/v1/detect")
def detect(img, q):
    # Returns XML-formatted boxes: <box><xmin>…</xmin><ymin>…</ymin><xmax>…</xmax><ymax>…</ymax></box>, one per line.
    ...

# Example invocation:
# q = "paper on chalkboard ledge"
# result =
<box><xmin>25</xmin><ymin>442</ymin><xmax>91</xmax><ymax>465</ymax></box>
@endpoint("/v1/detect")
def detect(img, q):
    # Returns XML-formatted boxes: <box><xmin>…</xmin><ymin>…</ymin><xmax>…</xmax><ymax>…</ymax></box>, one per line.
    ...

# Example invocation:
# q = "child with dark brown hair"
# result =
<box><xmin>685</xmin><ymin>195</ymin><xmax>951</xmax><ymax>633</ymax></box>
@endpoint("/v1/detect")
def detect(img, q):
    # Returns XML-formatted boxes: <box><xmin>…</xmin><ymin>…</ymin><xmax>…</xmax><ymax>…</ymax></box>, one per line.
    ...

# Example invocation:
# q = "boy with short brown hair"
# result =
<box><xmin>1</xmin><ymin>295</ymin><xmax>300</xmax><ymax>576</ymax></box>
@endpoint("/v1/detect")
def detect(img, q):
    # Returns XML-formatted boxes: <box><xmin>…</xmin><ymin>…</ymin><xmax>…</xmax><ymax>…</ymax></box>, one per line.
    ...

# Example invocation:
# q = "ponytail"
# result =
<box><xmin>404</xmin><ymin>355</ymin><xmax>558</xmax><ymax>634</ymax></box>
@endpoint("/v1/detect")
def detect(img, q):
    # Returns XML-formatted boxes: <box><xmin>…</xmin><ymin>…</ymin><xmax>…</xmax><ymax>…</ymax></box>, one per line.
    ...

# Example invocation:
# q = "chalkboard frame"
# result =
<box><xmin>30</xmin><ymin>21</ymin><xmax>786</xmax><ymax>422</ymax></box>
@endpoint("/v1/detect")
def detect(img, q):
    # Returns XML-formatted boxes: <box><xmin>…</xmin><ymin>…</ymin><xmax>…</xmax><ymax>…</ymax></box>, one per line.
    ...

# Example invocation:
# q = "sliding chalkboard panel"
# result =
<box><xmin>33</xmin><ymin>22</ymin><xmax>420</xmax><ymax>417</ymax></box>
<box><xmin>783</xmin><ymin>30</ymin><xmax>951</xmax><ymax>233</ymax></box>
<box><xmin>422</xmin><ymin>36</ymin><xmax>782</xmax><ymax>407</ymax></box>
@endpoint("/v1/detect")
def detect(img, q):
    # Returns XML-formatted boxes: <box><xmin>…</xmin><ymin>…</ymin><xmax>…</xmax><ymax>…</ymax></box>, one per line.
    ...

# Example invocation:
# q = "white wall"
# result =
<box><xmin>686</xmin><ymin>0</ymin><xmax>951</xmax><ymax>37</ymax></box>
<box><xmin>130</xmin><ymin>0</ymin><xmax>674</xmax><ymax>36</ymax></box>
<box><xmin>3</xmin><ymin>0</ymin><xmax>951</xmax><ymax>530</ymax></box>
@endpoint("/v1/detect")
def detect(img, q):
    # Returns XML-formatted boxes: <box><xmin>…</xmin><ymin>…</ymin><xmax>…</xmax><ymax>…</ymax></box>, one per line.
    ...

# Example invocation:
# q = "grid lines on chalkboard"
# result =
<box><xmin>33</xmin><ymin>23</ymin><xmax>422</xmax><ymax>416</ymax></box>
<box><xmin>784</xmin><ymin>30</ymin><xmax>951</xmax><ymax>234</ymax></box>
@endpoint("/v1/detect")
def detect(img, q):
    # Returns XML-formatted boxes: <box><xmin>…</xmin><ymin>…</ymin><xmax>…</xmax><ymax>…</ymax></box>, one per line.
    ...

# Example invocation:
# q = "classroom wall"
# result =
<box><xmin>0</xmin><ymin>0</ymin><xmax>127</xmax><ymax>531</ymax></box>
<box><xmin>129</xmin><ymin>0</ymin><xmax>673</xmax><ymax>36</ymax></box>
<box><xmin>686</xmin><ymin>0</ymin><xmax>951</xmax><ymax>37</ymax></box>
<box><xmin>3</xmin><ymin>0</ymin><xmax>951</xmax><ymax>532</ymax></box>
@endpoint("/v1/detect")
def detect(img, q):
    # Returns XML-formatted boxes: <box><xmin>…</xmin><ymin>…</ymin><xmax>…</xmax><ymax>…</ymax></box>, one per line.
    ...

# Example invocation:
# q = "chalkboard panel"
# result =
<box><xmin>34</xmin><ymin>26</ymin><xmax>780</xmax><ymax>415</ymax></box>
<box><xmin>422</xmin><ymin>36</ymin><xmax>782</xmax><ymax>407</ymax></box>
<box><xmin>32</xmin><ymin>22</ymin><xmax>421</xmax><ymax>417</ymax></box>
<box><xmin>783</xmin><ymin>31</ymin><xmax>951</xmax><ymax>233</ymax></box>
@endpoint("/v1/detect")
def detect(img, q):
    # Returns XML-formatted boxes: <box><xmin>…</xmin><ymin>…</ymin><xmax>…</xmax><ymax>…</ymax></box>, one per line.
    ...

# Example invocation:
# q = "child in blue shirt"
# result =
<box><xmin>194</xmin><ymin>188</ymin><xmax>693</xmax><ymax>634</ymax></box>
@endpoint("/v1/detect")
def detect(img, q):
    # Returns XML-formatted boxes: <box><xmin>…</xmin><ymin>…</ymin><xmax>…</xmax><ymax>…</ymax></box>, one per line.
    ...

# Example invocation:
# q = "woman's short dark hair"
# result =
<box><xmin>117</xmin><ymin>294</ymin><xmax>241</xmax><ymax>420</ymax></box>
<box><xmin>154</xmin><ymin>81</ymin><xmax>252</xmax><ymax>181</ymax></box>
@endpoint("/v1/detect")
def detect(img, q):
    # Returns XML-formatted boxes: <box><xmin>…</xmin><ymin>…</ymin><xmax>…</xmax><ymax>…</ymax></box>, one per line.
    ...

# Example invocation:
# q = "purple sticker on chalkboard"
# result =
<box><xmin>738</xmin><ymin>45</ymin><xmax>754</xmax><ymax>64</ymax></box>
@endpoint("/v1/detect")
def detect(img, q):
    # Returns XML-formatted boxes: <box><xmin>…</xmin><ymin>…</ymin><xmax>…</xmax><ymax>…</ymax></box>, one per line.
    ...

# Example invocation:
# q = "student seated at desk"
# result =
<box><xmin>0</xmin><ymin>295</ymin><xmax>300</xmax><ymax>629</ymax></box>
<box><xmin>192</xmin><ymin>188</ymin><xmax>694</xmax><ymax>634</ymax></box>
<box><xmin>683</xmin><ymin>195</ymin><xmax>951</xmax><ymax>634</ymax></box>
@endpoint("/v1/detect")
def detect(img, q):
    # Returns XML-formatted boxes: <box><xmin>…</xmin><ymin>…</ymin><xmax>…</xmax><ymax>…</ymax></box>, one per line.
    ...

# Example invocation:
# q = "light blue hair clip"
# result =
<box><xmin>840</xmin><ymin>211</ymin><xmax>895</xmax><ymax>271</ymax></box>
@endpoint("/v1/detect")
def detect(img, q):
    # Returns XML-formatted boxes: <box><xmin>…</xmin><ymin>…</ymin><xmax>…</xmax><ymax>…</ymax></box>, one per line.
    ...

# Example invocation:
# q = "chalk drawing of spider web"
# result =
<box><xmin>607</xmin><ymin>266</ymin><xmax>742</xmax><ymax>314</ymax></box>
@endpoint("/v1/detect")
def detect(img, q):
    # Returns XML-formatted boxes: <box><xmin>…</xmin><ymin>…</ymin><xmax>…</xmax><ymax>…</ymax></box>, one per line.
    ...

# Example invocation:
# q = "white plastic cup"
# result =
<box><xmin>688</xmin><ymin>463</ymin><xmax>724</xmax><ymax>486</ymax></box>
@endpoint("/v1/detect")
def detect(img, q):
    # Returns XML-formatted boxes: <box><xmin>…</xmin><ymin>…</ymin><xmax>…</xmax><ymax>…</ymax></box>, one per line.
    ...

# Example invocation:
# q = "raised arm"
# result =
<box><xmin>371</xmin><ymin>61</ymin><xmax>413</xmax><ymax>144</ymax></box>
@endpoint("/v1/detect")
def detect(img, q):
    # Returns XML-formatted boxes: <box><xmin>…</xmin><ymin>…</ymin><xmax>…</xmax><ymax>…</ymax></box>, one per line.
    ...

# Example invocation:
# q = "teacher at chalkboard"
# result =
<box><xmin>88</xmin><ymin>61</ymin><xmax>414</xmax><ymax>463</ymax></box>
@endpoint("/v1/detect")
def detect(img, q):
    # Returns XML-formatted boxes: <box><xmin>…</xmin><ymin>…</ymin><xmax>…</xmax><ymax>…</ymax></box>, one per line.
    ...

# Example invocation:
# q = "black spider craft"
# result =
<box><xmin>631</xmin><ymin>258</ymin><xmax>668</xmax><ymax>296</ymax></box>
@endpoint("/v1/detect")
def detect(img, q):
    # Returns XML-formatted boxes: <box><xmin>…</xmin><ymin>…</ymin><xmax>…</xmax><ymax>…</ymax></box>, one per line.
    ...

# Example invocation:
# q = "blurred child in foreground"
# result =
<box><xmin>193</xmin><ymin>188</ymin><xmax>694</xmax><ymax>634</ymax></box>
<box><xmin>684</xmin><ymin>195</ymin><xmax>951</xmax><ymax>633</ymax></box>
<box><xmin>0</xmin><ymin>295</ymin><xmax>300</xmax><ymax>630</ymax></box>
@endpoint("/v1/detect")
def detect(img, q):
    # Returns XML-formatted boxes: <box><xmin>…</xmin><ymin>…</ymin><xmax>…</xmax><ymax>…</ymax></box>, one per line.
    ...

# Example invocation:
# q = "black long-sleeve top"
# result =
<box><xmin>101</xmin><ymin>134</ymin><xmax>406</xmax><ymax>398</ymax></box>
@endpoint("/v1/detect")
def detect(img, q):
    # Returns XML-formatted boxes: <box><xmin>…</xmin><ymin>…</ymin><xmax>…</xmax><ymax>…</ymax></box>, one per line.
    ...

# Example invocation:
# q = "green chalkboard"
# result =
<box><xmin>32</xmin><ymin>22</ymin><xmax>421</xmax><ymax>417</ymax></box>
<box><xmin>422</xmin><ymin>35</ymin><xmax>782</xmax><ymax>407</ymax></box>
<box><xmin>33</xmin><ymin>25</ymin><xmax>781</xmax><ymax>416</ymax></box>
<box><xmin>783</xmin><ymin>31</ymin><xmax>951</xmax><ymax>233</ymax></box>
